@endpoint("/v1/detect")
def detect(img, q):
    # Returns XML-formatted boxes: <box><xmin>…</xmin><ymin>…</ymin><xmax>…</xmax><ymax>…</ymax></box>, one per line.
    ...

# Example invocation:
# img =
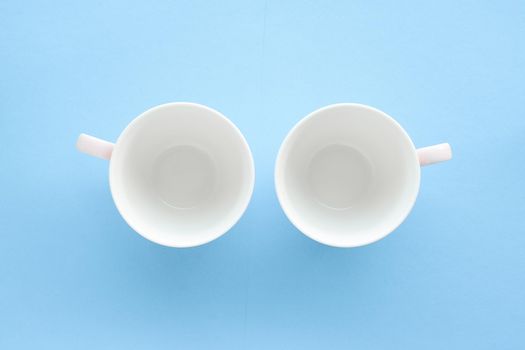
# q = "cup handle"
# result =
<box><xmin>416</xmin><ymin>143</ymin><xmax>452</xmax><ymax>166</ymax></box>
<box><xmin>76</xmin><ymin>133</ymin><xmax>114</xmax><ymax>161</ymax></box>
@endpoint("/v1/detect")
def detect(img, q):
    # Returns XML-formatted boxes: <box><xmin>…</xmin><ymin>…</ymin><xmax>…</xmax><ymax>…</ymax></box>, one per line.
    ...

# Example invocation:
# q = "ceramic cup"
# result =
<box><xmin>77</xmin><ymin>102</ymin><xmax>255</xmax><ymax>247</ymax></box>
<box><xmin>275</xmin><ymin>103</ymin><xmax>452</xmax><ymax>248</ymax></box>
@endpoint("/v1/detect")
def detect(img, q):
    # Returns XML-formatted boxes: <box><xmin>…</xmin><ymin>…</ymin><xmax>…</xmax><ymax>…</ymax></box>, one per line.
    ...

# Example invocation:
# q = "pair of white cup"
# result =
<box><xmin>77</xmin><ymin>102</ymin><xmax>451</xmax><ymax>248</ymax></box>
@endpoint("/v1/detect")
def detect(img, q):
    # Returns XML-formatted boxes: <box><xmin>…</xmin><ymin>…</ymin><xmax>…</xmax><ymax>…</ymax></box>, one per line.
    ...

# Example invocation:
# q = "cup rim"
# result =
<box><xmin>274</xmin><ymin>103</ymin><xmax>421</xmax><ymax>248</ymax></box>
<box><xmin>109</xmin><ymin>102</ymin><xmax>255</xmax><ymax>248</ymax></box>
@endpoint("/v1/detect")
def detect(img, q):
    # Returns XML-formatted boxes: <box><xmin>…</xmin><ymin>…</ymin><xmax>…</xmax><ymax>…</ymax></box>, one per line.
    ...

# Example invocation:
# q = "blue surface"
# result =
<box><xmin>1</xmin><ymin>1</ymin><xmax>524</xmax><ymax>348</ymax></box>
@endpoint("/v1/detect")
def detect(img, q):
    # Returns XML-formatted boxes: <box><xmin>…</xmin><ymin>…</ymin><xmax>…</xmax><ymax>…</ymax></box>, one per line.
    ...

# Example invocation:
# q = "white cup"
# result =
<box><xmin>275</xmin><ymin>103</ymin><xmax>452</xmax><ymax>248</ymax></box>
<box><xmin>77</xmin><ymin>102</ymin><xmax>255</xmax><ymax>247</ymax></box>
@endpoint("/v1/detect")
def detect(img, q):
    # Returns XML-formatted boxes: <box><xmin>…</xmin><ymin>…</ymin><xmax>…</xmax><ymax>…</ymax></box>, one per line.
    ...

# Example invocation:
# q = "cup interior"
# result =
<box><xmin>110</xmin><ymin>103</ymin><xmax>254</xmax><ymax>247</ymax></box>
<box><xmin>275</xmin><ymin>104</ymin><xmax>420</xmax><ymax>247</ymax></box>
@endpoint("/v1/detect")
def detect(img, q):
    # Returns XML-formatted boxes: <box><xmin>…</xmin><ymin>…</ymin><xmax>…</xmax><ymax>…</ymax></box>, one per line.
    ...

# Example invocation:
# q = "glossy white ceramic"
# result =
<box><xmin>78</xmin><ymin>102</ymin><xmax>255</xmax><ymax>248</ymax></box>
<box><xmin>275</xmin><ymin>103</ymin><xmax>451</xmax><ymax>248</ymax></box>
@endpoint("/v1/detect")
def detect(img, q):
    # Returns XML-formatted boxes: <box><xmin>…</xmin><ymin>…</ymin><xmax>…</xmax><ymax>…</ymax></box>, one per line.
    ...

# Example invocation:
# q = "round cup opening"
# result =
<box><xmin>275</xmin><ymin>103</ymin><xmax>420</xmax><ymax>247</ymax></box>
<box><xmin>110</xmin><ymin>103</ymin><xmax>254</xmax><ymax>247</ymax></box>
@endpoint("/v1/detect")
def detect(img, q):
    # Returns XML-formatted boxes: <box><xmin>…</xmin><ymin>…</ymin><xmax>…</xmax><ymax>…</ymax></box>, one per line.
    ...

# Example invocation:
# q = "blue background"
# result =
<box><xmin>1</xmin><ymin>1</ymin><xmax>524</xmax><ymax>348</ymax></box>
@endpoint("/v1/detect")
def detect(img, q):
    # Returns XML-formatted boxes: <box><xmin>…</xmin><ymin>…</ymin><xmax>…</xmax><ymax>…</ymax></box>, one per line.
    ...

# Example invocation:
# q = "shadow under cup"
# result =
<box><xmin>109</xmin><ymin>103</ymin><xmax>254</xmax><ymax>247</ymax></box>
<box><xmin>275</xmin><ymin>104</ymin><xmax>421</xmax><ymax>247</ymax></box>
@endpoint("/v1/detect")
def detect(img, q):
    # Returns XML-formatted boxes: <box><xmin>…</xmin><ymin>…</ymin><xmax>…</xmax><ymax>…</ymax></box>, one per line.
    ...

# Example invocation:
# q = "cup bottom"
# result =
<box><xmin>153</xmin><ymin>145</ymin><xmax>216</xmax><ymax>209</ymax></box>
<box><xmin>307</xmin><ymin>144</ymin><xmax>373</xmax><ymax>210</ymax></box>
